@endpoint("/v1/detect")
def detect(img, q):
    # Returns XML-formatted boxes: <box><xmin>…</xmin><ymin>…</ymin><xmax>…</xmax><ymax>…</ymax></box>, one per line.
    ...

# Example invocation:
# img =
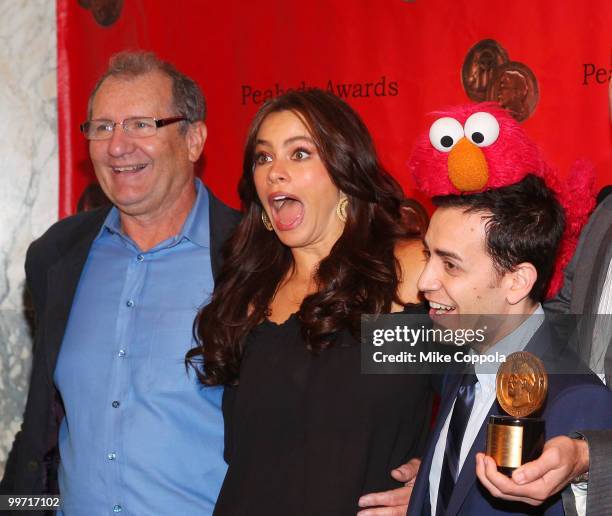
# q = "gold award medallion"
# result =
<box><xmin>496</xmin><ymin>351</ymin><xmax>548</xmax><ymax>418</ymax></box>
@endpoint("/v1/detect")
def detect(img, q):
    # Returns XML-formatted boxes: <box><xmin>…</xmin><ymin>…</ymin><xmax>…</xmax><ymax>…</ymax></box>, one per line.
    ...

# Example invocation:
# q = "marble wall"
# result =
<box><xmin>0</xmin><ymin>0</ymin><xmax>58</xmax><ymax>476</ymax></box>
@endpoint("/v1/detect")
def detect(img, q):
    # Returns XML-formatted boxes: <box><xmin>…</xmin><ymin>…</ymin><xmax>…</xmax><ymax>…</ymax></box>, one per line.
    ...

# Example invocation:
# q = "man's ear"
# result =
<box><xmin>505</xmin><ymin>262</ymin><xmax>537</xmax><ymax>305</ymax></box>
<box><xmin>186</xmin><ymin>121</ymin><xmax>207</xmax><ymax>163</ymax></box>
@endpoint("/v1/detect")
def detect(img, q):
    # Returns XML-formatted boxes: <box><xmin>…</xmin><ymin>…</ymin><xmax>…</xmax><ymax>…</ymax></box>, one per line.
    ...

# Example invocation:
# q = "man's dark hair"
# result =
<box><xmin>433</xmin><ymin>174</ymin><xmax>565</xmax><ymax>302</ymax></box>
<box><xmin>87</xmin><ymin>51</ymin><xmax>206</xmax><ymax>132</ymax></box>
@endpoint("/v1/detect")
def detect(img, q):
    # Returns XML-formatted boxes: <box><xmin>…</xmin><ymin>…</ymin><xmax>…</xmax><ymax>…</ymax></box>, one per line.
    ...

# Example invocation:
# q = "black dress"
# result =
<box><xmin>214</xmin><ymin>305</ymin><xmax>433</xmax><ymax>516</ymax></box>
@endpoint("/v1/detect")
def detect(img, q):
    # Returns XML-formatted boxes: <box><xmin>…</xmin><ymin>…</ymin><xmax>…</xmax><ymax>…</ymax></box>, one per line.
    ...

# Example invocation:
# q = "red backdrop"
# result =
<box><xmin>57</xmin><ymin>0</ymin><xmax>612</xmax><ymax>217</ymax></box>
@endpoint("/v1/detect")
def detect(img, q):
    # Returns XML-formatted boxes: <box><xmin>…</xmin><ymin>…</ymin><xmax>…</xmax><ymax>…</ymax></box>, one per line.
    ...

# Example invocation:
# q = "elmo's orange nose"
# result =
<box><xmin>447</xmin><ymin>138</ymin><xmax>489</xmax><ymax>192</ymax></box>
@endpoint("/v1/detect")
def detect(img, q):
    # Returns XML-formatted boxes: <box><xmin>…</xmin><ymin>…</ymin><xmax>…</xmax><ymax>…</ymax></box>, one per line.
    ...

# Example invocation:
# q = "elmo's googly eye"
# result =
<box><xmin>429</xmin><ymin>117</ymin><xmax>464</xmax><ymax>152</ymax></box>
<box><xmin>464</xmin><ymin>112</ymin><xmax>500</xmax><ymax>147</ymax></box>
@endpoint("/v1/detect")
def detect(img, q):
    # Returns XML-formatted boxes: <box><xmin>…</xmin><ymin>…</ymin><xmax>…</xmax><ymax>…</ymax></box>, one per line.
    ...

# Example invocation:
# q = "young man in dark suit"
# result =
<box><xmin>406</xmin><ymin>175</ymin><xmax>612</xmax><ymax>516</ymax></box>
<box><xmin>474</xmin><ymin>81</ymin><xmax>612</xmax><ymax>516</ymax></box>
<box><xmin>0</xmin><ymin>52</ymin><xmax>240</xmax><ymax>515</ymax></box>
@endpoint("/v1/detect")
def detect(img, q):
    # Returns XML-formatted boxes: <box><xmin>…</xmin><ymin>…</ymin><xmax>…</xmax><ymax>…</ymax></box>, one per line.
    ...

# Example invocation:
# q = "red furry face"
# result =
<box><xmin>406</xmin><ymin>102</ymin><xmax>596</xmax><ymax>300</ymax></box>
<box><xmin>408</xmin><ymin>103</ymin><xmax>545</xmax><ymax>196</ymax></box>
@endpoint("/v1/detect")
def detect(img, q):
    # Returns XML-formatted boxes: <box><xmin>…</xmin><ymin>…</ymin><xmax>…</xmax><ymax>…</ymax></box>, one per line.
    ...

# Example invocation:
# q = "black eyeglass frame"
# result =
<box><xmin>79</xmin><ymin>116</ymin><xmax>190</xmax><ymax>139</ymax></box>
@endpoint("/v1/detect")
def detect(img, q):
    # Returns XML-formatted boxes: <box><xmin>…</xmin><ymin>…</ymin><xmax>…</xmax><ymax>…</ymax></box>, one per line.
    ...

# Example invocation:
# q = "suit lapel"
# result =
<box><xmin>207</xmin><ymin>187</ymin><xmax>241</xmax><ymax>280</ymax></box>
<box><xmin>43</xmin><ymin>212</ymin><xmax>107</xmax><ymax>381</ymax></box>
<box><xmin>410</xmin><ymin>373</ymin><xmax>463</xmax><ymax>515</ymax></box>
<box><xmin>588</xmin><ymin>223</ymin><xmax>612</xmax><ymax>313</ymax></box>
<box><xmin>445</xmin><ymin>400</ymin><xmax>503</xmax><ymax>515</ymax></box>
<box><xmin>572</xmin><ymin>211</ymin><xmax>612</xmax><ymax>315</ymax></box>
<box><xmin>582</xmin><ymin>224</ymin><xmax>612</xmax><ymax>351</ymax></box>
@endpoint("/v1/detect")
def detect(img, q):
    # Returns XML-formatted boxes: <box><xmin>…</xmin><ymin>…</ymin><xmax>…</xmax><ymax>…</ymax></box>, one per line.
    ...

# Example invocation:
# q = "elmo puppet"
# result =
<box><xmin>408</xmin><ymin>103</ymin><xmax>595</xmax><ymax>297</ymax></box>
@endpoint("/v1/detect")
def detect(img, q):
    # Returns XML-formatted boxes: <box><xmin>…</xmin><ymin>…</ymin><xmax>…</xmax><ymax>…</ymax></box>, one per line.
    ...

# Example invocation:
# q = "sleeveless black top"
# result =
<box><xmin>214</xmin><ymin>306</ymin><xmax>433</xmax><ymax>516</ymax></box>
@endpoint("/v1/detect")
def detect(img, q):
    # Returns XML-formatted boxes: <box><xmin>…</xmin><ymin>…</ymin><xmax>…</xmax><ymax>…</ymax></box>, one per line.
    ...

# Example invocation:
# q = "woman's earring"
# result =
<box><xmin>336</xmin><ymin>197</ymin><xmax>348</xmax><ymax>223</ymax></box>
<box><xmin>261</xmin><ymin>210</ymin><xmax>274</xmax><ymax>231</ymax></box>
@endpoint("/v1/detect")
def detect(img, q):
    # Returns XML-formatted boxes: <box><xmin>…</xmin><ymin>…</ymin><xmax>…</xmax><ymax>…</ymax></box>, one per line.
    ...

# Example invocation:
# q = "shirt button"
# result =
<box><xmin>113</xmin><ymin>505</ymin><xmax>122</xmax><ymax>513</ymax></box>
<box><xmin>126</xmin><ymin>300</ymin><xmax>135</xmax><ymax>308</ymax></box>
<box><xmin>107</xmin><ymin>452</ymin><xmax>117</xmax><ymax>461</ymax></box>
<box><xmin>112</xmin><ymin>401</ymin><xmax>120</xmax><ymax>408</ymax></box>
<box><xmin>118</xmin><ymin>349</ymin><xmax>126</xmax><ymax>357</ymax></box>
<box><xmin>137</xmin><ymin>254</ymin><xmax>144</xmax><ymax>262</ymax></box>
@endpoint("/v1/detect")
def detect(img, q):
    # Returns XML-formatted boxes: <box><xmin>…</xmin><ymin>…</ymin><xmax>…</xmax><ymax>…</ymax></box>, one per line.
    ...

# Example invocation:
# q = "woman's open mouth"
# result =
<box><xmin>268</xmin><ymin>193</ymin><xmax>304</xmax><ymax>231</ymax></box>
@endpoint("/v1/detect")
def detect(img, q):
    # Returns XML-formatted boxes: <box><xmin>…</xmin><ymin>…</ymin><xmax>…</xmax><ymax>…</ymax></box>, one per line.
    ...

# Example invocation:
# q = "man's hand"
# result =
<box><xmin>357</xmin><ymin>458</ymin><xmax>421</xmax><ymax>515</ymax></box>
<box><xmin>475</xmin><ymin>436</ymin><xmax>589</xmax><ymax>506</ymax></box>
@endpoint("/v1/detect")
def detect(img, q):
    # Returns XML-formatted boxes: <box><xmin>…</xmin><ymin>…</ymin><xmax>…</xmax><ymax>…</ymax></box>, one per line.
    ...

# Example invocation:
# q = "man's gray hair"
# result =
<box><xmin>87</xmin><ymin>51</ymin><xmax>206</xmax><ymax>132</ymax></box>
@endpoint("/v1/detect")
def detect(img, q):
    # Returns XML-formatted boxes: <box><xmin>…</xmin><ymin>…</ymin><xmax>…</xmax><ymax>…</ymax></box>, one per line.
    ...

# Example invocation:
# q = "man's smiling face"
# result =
<box><xmin>418</xmin><ymin>206</ymin><xmax>513</xmax><ymax>316</ymax></box>
<box><xmin>89</xmin><ymin>70</ymin><xmax>199</xmax><ymax>219</ymax></box>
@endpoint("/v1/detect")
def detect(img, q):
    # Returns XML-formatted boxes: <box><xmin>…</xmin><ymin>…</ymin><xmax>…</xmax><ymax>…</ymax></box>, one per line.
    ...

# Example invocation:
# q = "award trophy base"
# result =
<box><xmin>486</xmin><ymin>415</ymin><xmax>545</xmax><ymax>476</ymax></box>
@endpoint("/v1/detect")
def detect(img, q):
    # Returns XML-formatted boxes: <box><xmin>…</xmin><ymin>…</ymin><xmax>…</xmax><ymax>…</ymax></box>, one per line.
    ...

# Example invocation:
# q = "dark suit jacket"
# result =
<box><xmin>408</xmin><ymin>322</ymin><xmax>612</xmax><ymax>516</ymax></box>
<box><xmin>545</xmin><ymin>194</ymin><xmax>612</xmax><ymax>381</ymax></box>
<box><xmin>545</xmin><ymin>195</ymin><xmax>612</xmax><ymax>516</ymax></box>
<box><xmin>0</xmin><ymin>188</ymin><xmax>240</xmax><ymax>502</ymax></box>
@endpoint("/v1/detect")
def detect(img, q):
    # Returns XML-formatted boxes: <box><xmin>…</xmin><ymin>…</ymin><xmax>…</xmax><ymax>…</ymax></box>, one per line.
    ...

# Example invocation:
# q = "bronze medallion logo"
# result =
<box><xmin>496</xmin><ymin>351</ymin><xmax>548</xmax><ymax>417</ymax></box>
<box><xmin>462</xmin><ymin>39</ymin><xmax>509</xmax><ymax>102</ymax></box>
<box><xmin>462</xmin><ymin>40</ymin><xmax>540</xmax><ymax>122</ymax></box>
<box><xmin>488</xmin><ymin>62</ymin><xmax>539</xmax><ymax>122</ymax></box>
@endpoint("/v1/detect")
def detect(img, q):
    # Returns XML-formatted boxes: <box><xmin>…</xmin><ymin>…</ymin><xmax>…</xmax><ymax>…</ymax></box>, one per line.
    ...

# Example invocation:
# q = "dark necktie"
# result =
<box><xmin>436</xmin><ymin>369</ymin><xmax>478</xmax><ymax>516</ymax></box>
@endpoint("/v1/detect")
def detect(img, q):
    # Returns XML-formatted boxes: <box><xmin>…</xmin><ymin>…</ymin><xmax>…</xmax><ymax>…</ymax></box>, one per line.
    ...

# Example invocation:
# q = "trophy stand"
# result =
<box><xmin>486</xmin><ymin>351</ymin><xmax>548</xmax><ymax>476</ymax></box>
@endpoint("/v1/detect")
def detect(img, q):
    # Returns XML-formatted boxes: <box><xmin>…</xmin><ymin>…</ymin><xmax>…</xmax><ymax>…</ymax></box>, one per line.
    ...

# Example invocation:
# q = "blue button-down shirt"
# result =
<box><xmin>54</xmin><ymin>180</ymin><xmax>226</xmax><ymax>516</ymax></box>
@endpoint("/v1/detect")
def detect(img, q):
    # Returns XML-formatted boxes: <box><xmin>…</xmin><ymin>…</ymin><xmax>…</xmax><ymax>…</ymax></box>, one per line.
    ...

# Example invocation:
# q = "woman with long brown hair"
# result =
<box><xmin>187</xmin><ymin>89</ymin><xmax>432</xmax><ymax>515</ymax></box>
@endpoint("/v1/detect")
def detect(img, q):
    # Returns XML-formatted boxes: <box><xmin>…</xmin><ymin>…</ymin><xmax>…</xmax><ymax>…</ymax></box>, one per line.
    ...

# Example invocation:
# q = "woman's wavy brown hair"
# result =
<box><xmin>186</xmin><ymin>89</ymin><xmax>421</xmax><ymax>386</ymax></box>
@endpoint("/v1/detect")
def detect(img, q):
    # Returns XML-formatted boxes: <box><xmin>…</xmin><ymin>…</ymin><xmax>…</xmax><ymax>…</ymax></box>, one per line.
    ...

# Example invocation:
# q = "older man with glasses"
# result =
<box><xmin>0</xmin><ymin>51</ymin><xmax>240</xmax><ymax>516</ymax></box>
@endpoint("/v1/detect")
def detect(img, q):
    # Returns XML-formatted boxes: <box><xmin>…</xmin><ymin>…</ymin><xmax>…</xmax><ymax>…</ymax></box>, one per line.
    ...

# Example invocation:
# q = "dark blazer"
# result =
<box><xmin>408</xmin><ymin>322</ymin><xmax>612</xmax><ymax>516</ymax></box>
<box><xmin>545</xmin><ymin>195</ymin><xmax>612</xmax><ymax>516</ymax></box>
<box><xmin>0</xmin><ymin>188</ymin><xmax>240</xmax><ymax>501</ymax></box>
<box><xmin>545</xmin><ymin>194</ymin><xmax>612</xmax><ymax>381</ymax></box>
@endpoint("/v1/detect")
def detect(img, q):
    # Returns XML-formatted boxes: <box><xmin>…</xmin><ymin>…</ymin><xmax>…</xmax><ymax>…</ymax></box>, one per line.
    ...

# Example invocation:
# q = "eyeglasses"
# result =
<box><xmin>80</xmin><ymin>116</ymin><xmax>189</xmax><ymax>140</ymax></box>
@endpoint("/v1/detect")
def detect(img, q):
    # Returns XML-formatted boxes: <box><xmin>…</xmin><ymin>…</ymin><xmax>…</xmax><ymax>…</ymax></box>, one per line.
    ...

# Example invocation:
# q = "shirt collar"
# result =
<box><xmin>179</xmin><ymin>178</ymin><xmax>210</xmax><ymax>248</ymax></box>
<box><xmin>476</xmin><ymin>304</ymin><xmax>545</xmax><ymax>391</ymax></box>
<box><xmin>97</xmin><ymin>178</ymin><xmax>210</xmax><ymax>249</ymax></box>
<box><xmin>100</xmin><ymin>205</ymin><xmax>121</xmax><ymax>237</ymax></box>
